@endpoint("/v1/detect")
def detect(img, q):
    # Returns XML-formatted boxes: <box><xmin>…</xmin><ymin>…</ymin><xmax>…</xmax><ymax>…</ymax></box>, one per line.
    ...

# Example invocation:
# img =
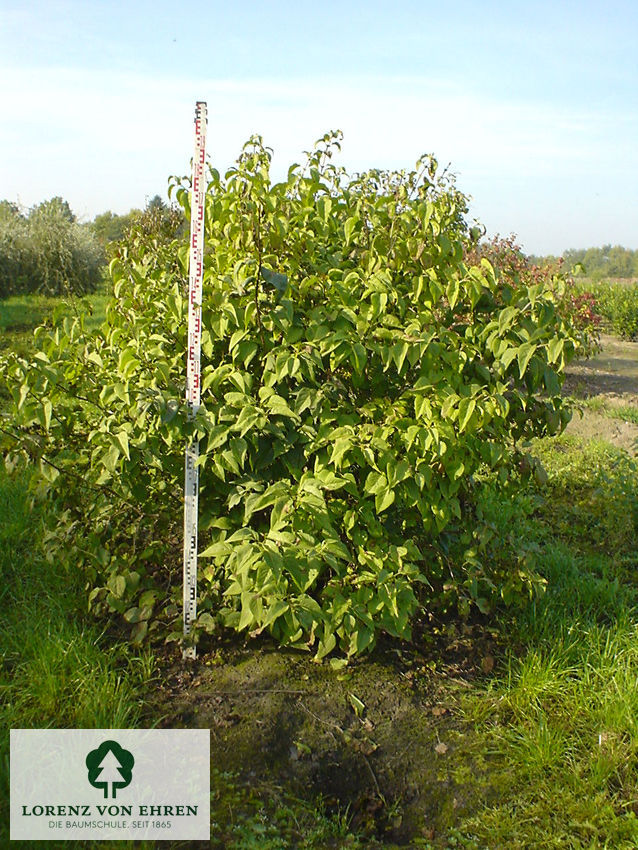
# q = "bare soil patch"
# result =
<box><xmin>563</xmin><ymin>334</ymin><xmax>638</xmax><ymax>454</ymax></box>
<box><xmin>150</xmin><ymin>629</ymin><xmax>501</xmax><ymax>847</ymax></box>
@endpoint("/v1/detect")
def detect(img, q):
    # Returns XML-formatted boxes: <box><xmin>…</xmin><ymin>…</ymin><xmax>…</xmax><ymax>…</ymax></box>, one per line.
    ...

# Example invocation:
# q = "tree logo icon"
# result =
<box><xmin>86</xmin><ymin>740</ymin><xmax>135</xmax><ymax>799</ymax></box>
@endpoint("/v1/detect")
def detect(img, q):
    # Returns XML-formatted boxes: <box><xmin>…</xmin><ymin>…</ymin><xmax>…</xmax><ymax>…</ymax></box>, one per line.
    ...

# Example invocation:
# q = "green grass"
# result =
<box><xmin>0</xmin><ymin>287</ymin><xmax>109</xmax><ymax>357</ymax></box>
<box><xmin>0</xmin><ymin>465</ymin><xmax>158</xmax><ymax>847</ymax></box>
<box><xmin>446</xmin><ymin>437</ymin><xmax>638</xmax><ymax>848</ymax></box>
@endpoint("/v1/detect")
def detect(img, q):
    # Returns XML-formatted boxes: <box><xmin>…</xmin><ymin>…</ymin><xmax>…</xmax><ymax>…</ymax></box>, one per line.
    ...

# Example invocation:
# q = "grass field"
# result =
<box><xmin>0</xmin><ymin>289</ymin><xmax>109</xmax><ymax>357</ymax></box>
<box><xmin>2</xmin><ymin>292</ymin><xmax>638</xmax><ymax>848</ymax></box>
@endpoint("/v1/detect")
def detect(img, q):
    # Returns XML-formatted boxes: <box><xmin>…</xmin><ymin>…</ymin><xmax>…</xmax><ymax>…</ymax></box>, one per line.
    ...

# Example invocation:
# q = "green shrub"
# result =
<box><xmin>577</xmin><ymin>280</ymin><xmax>638</xmax><ymax>339</ymax></box>
<box><xmin>1</xmin><ymin>134</ymin><xmax>595</xmax><ymax>657</ymax></box>
<box><xmin>0</xmin><ymin>197</ymin><xmax>103</xmax><ymax>297</ymax></box>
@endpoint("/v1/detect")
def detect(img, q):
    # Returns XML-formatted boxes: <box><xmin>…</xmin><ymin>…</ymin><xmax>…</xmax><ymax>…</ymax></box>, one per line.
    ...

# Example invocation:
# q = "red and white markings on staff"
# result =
<box><xmin>183</xmin><ymin>101</ymin><xmax>207</xmax><ymax>659</ymax></box>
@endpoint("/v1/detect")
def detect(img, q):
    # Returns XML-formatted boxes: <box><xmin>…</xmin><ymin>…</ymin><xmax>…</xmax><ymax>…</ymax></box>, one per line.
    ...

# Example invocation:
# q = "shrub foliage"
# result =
<box><xmin>469</xmin><ymin>235</ymin><xmax>602</xmax><ymax>352</ymax></box>
<box><xmin>1</xmin><ymin>134</ymin><xmax>594</xmax><ymax>655</ymax></box>
<box><xmin>583</xmin><ymin>281</ymin><xmax>638</xmax><ymax>340</ymax></box>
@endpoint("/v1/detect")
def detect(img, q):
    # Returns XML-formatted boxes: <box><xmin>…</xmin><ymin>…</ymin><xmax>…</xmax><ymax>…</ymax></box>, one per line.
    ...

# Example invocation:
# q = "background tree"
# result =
<box><xmin>0</xmin><ymin>197</ymin><xmax>103</xmax><ymax>297</ymax></box>
<box><xmin>531</xmin><ymin>245</ymin><xmax>638</xmax><ymax>281</ymax></box>
<box><xmin>91</xmin><ymin>210</ymin><xmax>141</xmax><ymax>260</ymax></box>
<box><xmin>0</xmin><ymin>202</ymin><xmax>30</xmax><ymax>297</ymax></box>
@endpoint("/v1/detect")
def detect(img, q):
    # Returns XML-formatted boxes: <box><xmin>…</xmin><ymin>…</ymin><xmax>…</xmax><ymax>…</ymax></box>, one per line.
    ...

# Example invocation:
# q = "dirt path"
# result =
<box><xmin>563</xmin><ymin>334</ymin><xmax>638</xmax><ymax>454</ymax></box>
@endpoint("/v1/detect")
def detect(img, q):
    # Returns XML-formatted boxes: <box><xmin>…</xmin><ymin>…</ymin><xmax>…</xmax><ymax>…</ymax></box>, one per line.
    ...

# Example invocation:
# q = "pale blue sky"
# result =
<box><xmin>1</xmin><ymin>0</ymin><xmax>637</xmax><ymax>254</ymax></box>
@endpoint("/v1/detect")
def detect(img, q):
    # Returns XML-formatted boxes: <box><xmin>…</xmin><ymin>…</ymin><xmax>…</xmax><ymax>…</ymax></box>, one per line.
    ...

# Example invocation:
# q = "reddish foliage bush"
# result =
<box><xmin>466</xmin><ymin>234</ymin><xmax>601</xmax><ymax>350</ymax></box>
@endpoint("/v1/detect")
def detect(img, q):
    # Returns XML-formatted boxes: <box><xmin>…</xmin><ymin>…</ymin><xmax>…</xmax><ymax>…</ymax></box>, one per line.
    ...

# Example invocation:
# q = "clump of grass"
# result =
<box><xmin>210</xmin><ymin>769</ymin><xmax>378</xmax><ymax>849</ymax></box>
<box><xmin>0</xmin><ymin>468</ymin><xmax>151</xmax><ymax>728</ymax></box>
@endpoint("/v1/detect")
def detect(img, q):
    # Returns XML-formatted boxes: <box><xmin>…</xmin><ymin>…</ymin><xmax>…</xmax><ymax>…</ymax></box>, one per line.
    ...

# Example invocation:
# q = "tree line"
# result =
<box><xmin>530</xmin><ymin>245</ymin><xmax>638</xmax><ymax>281</ymax></box>
<box><xmin>0</xmin><ymin>195</ymin><xmax>182</xmax><ymax>298</ymax></box>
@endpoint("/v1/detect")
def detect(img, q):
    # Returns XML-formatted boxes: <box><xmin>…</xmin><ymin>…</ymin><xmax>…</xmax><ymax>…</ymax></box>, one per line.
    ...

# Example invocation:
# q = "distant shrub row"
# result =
<box><xmin>578</xmin><ymin>281</ymin><xmax>638</xmax><ymax>340</ymax></box>
<box><xmin>0</xmin><ymin>198</ymin><xmax>103</xmax><ymax>298</ymax></box>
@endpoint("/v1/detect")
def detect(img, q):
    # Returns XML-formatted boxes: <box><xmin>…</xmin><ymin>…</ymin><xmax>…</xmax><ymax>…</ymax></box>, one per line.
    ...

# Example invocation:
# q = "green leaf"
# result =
<box><xmin>375</xmin><ymin>488</ymin><xmax>395</xmax><ymax>513</ymax></box>
<box><xmin>348</xmin><ymin>693</ymin><xmax>366</xmax><ymax>717</ymax></box>
<box><xmin>547</xmin><ymin>337</ymin><xmax>564</xmax><ymax>365</ymax></box>
<box><xmin>206</xmin><ymin>424</ymin><xmax>231</xmax><ymax>450</ymax></box>
<box><xmin>441</xmin><ymin>393</ymin><xmax>459</xmax><ymax>420</ymax></box>
<box><xmin>414</xmin><ymin>395</ymin><xmax>432</xmax><ymax>420</ymax></box>
<box><xmin>386</xmin><ymin>459</ymin><xmax>410</xmax><ymax>487</ymax></box>
<box><xmin>344</xmin><ymin>216</ymin><xmax>358</xmax><ymax>246</ymax></box>
<box><xmin>330</xmin><ymin>437</ymin><xmax>352</xmax><ymax>468</ymax></box>
<box><xmin>131</xmin><ymin>621</ymin><xmax>148</xmax><ymax>644</ymax></box>
<box><xmin>350</xmin><ymin>342</ymin><xmax>367</xmax><ymax>373</ymax></box>
<box><xmin>263</xmin><ymin>600</ymin><xmax>289</xmax><ymax>627</ymax></box>
<box><xmin>42</xmin><ymin>399</ymin><xmax>52</xmax><ymax>431</ymax></box>
<box><xmin>265</xmin><ymin>394</ymin><xmax>299</xmax><ymax>420</ymax></box>
<box><xmin>244</xmin><ymin>481</ymin><xmax>290</xmax><ymax>521</ymax></box>
<box><xmin>124</xmin><ymin>606</ymin><xmax>141</xmax><ymax>623</ymax></box>
<box><xmin>233</xmin><ymin>407</ymin><xmax>263</xmax><ymax>437</ymax></box>
<box><xmin>229</xmin><ymin>329</ymin><xmax>249</xmax><ymax>351</ymax></box>
<box><xmin>261</xmin><ymin>267</ymin><xmax>288</xmax><ymax>293</ymax></box>
<box><xmin>457</xmin><ymin>398</ymin><xmax>476</xmax><ymax>432</ymax></box>
<box><xmin>446</xmin><ymin>277</ymin><xmax>460</xmax><ymax>310</ymax></box>
<box><xmin>102</xmin><ymin>444</ymin><xmax>120</xmax><ymax>473</ymax></box>
<box><xmin>115</xmin><ymin>429</ymin><xmax>130</xmax><ymax>460</ymax></box>
<box><xmin>200</xmin><ymin>540</ymin><xmax>231</xmax><ymax>559</ymax></box>
<box><xmin>315</xmin><ymin>630</ymin><xmax>336</xmax><ymax>660</ymax></box>
<box><xmin>543</xmin><ymin>365</ymin><xmax>560</xmax><ymax>395</ymax></box>
<box><xmin>351</xmin><ymin>626</ymin><xmax>374</xmax><ymax>655</ymax></box>
<box><xmin>111</xmin><ymin>575</ymin><xmax>126</xmax><ymax>599</ymax></box>
<box><xmin>197</xmin><ymin>613</ymin><xmax>217</xmax><ymax>633</ymax></box>
<box><xmin>517</xmin><ymin>342</ymin><xmax>536</xmax><ymax>378</ymax></box>
<box><xmin>118</xmin><ymin>347</ymin><xmax>140</xmax><ymax>379</ymax></box>
<box><xmin>238</xmin><ymin>592</ymin><xmax>257</xmax><ymax>631</ymax></box>
<box><xmin>364</xmin><ymin>471</ymin><xmax>387</xmax><ymax>496</ymax></box>
<box><xmin>391</xmin><ymin>341</ymin><xmax>409</xmax><ymax>373</ymax></box>
<box><xmin>230</xmin><ymin>437</ymin><xmax>248</xmax><ymax>469</ymax></box>
<box><xmin>498</xmin><ymin>306</ymin><xmax>517</xmax><ymax>334</ymax></box>
<box><xmin>500</xmin><ymin>348</ymin><xmax>518</xmax><ymax>369</ymax></box>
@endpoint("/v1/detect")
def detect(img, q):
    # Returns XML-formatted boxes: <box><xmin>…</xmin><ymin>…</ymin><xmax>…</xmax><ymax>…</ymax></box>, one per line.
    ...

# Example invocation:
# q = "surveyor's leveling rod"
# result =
<box><xmin>183</xmin><ymin>101</ymin><xmax>207</xmax><ymax>659</ymax></box>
